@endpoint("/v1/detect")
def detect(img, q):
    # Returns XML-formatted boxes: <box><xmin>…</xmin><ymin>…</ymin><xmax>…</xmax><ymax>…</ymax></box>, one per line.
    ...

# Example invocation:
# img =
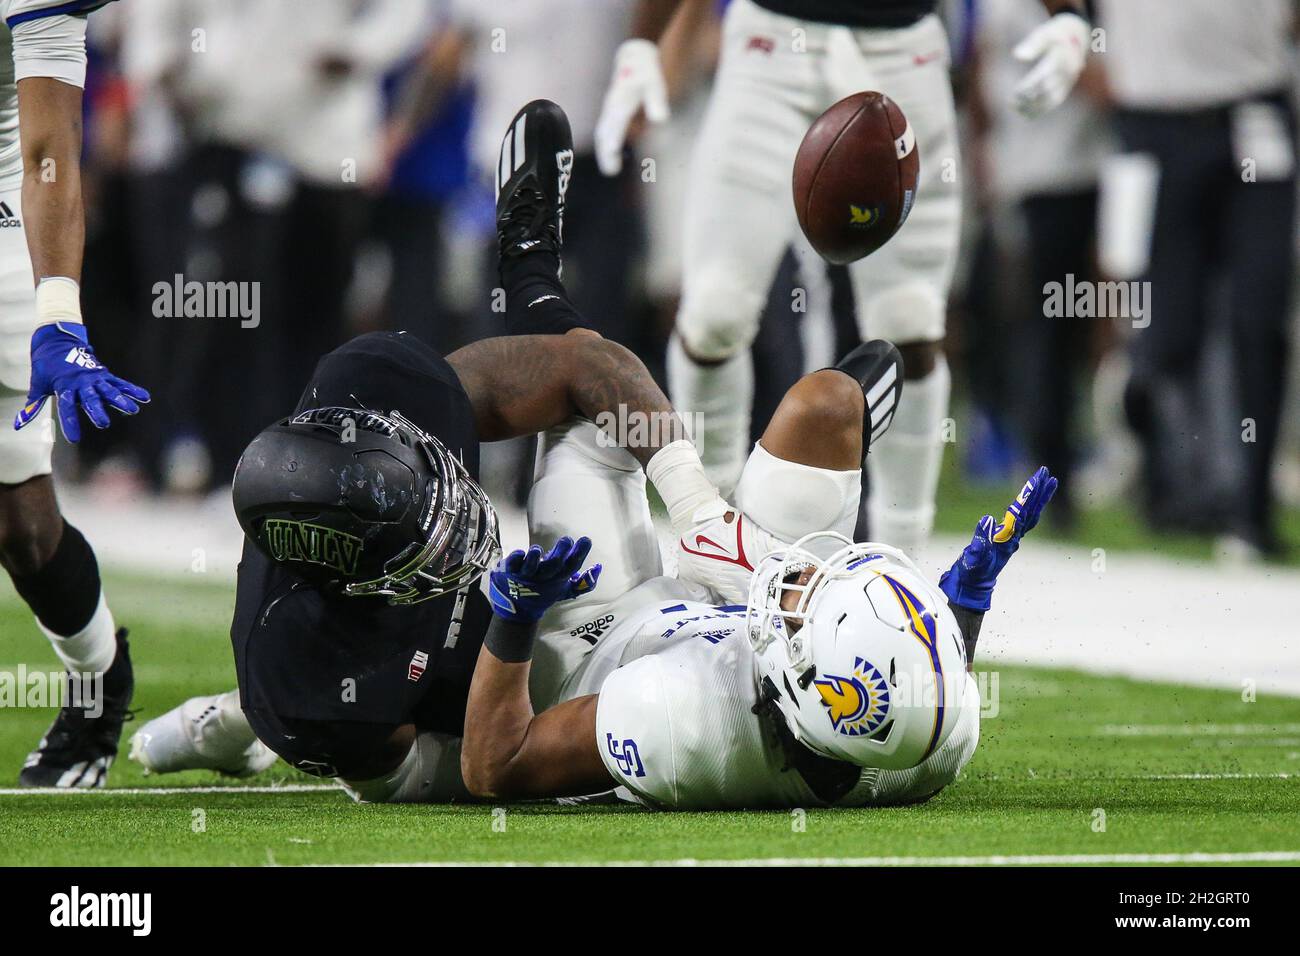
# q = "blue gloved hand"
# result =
<box><xmin>14</xmin><ymin>323</ymin><xmax>151</xmax><ymax>443</ymax></box>
<box><xmin>940</xmin><ymin>465</ymin><xmax>1058</xmax><ymax>612</ymax></box>
<box><xmin>488</xmin><ymin>535</ymin><xmax>602</xmax><ymax>623</ymax></box>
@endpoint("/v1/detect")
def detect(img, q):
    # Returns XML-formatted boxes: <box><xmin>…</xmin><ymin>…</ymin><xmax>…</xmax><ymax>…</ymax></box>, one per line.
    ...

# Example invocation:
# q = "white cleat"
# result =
<box><xmin>128</xmin><ymin>693</ymin><xmax>277</xmax><ymax>777</ymax></box>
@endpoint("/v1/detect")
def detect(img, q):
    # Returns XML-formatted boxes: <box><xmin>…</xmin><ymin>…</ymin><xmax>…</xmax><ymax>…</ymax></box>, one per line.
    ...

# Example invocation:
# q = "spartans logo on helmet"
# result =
<box><xmin>746</xmin><ymin>532</ymin><xmax>973</xmax><ymax>771</ymax></box>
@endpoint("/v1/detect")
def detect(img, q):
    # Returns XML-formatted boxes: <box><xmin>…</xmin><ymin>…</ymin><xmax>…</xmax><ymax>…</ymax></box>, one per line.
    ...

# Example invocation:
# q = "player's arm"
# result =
<box><xmin>378</xmin><ymin>27</ymin><xmax>467</xmax><ymax>184</ymax></box>
<box><xmin>449</xmin><ymin>331</ymin><xmax>685</xmax><ymax>467</ymax></box>
<box><xmin>451</xmin><ymin>331</ymin><xmax>724</xmax><ymax>532</ymax></box>
<box><xmin>593</xmin><ymin>0</ymin><xmax>694</xmax><ymax>175</ymax></box>
<box><xmin>1012</xmin><ymin>0</ymin><xmax>1091</xmax><ymax>118</ymax></box>
<box><xmin>10</xmin><ymin>8</ymin><xmax>149</xmax><ymax>441</ymax></box>
<box><xmin>17</xmin><ymin>74</ymin><xmax>82</xmax><ymax>282</ymax></box>
<box><xmin>628</xmin><ymin>0</ymin><xmax>684</xmax><ymax>41</ymax></box>
<box><xmin>460</xmin><ymin>537</ymin><xmax>613</xmax><ymax>800</ymax></box>
<box><xmin>940</xmin><ymin>467</ymin><xmax>1058</xmax><ymax>668</ymax></box>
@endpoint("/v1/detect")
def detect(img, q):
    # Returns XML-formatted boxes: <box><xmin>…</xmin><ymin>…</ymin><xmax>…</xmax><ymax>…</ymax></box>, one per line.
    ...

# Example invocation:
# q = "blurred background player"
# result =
<box><xmin>1096</xmin><ymin>0</ymin><xmax>1297</xmax><ymax>558</ymax></box>
<box><xmin>964</xmin><ymin>0</ymin><xmax>1111</xmax><ymax>529</ymax></box>
<box><xmin>0</xmin><ymin>0</ymin><xmax>149</xmax><ymax>786</ymax></box>
<box><xmin>593</xmin><ymin>0</ymin><xmax>1090</xmax><ymax>555</ymax></box>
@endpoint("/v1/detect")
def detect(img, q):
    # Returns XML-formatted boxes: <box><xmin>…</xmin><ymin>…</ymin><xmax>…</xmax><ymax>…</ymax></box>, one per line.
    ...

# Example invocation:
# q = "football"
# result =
<box><xmin>792</xmin><ymin>91</ymin><xmax>919</xmax><ymax>265</ymax></box>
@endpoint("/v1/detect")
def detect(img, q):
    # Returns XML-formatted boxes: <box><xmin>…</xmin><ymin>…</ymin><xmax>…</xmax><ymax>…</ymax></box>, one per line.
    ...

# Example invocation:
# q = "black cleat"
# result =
<box><xmin>835</xmin><ymin>340</ymin><xmax>905</xmax><ymax>457</ymax></box>
<box><xmin>495</xmin><ymin>99</ymin><xmax>574</xmax><ymax>268</ymax></box>
<box><xmin>19</xmin><ymin>628</ymin><xmax>134</xmax><ymax>788</ymax></box>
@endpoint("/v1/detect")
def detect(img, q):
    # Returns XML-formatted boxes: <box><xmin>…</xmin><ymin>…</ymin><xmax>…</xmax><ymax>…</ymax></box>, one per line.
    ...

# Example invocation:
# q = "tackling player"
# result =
<box><xmin>131</xmin><ymin>99</ymin><xmax>918</xmax><ymax>801</ymax></box>
<box><xmin>595</xmin><ymin>0</ymin><xmax>1088</xmax><ymax>555</ymax></box>
<box><xmin>1</xmin><ymin>0</ymin><xmax>150</xmax><ymax>787</ymax></box>
<box><xmin>129</xmin><ymin>101</ymin><xmax>734</xmax><ymax>801</ymax></box>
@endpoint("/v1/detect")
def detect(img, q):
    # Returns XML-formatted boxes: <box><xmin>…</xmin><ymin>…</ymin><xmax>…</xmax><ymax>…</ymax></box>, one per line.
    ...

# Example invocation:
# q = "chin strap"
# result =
<box><xmin>753</xmin><ymin>677</ymin><xmax>861</xmax><ymax>805</ymax></box>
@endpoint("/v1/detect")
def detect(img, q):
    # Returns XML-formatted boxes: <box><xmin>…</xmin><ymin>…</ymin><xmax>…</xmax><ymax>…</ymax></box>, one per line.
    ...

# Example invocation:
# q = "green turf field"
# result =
<box><xmin>1</xmin><ymin>570</ymin><xmax>1298</xmax><ymax>866</ymax></box>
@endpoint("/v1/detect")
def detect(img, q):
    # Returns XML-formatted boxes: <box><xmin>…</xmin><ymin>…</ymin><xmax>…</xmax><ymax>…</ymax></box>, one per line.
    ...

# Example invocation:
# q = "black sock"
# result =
<box><xmin>499</xmin><ymin>252</ymin><xmax>592</xmax><ymax>336</ymax></box>
<box><xmin>10</xmin><ymin>521</ymin><xmax>102</xmax><ymax>637</ymax></box>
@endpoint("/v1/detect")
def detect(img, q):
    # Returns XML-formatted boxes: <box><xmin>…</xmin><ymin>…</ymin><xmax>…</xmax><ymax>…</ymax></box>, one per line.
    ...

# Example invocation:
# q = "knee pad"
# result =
<box><xmin>858</xmin><ymin>282</ymin><xmax>945</xmax><ymax>345</ymax></box>
<box><xmin>734</xmin><ymin>442</ymin><xmax>861</xmax><ymax>543</ymax></box>
<box><xmin>676</xmin><ymin>270</ymin><xmax>765</xmax><ymax>361</ymax></box>
<box><xmin>340</xmin><ymin>732</ymin><xmax>467</xmax><ymax>804</ymax></box>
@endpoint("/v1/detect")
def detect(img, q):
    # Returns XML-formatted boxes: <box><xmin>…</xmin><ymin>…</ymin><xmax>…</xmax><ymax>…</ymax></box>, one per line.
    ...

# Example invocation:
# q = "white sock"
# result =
<box><xmin>212</xmin><ymin>690</ymin><xmax>257</xmax><ymax>749</ymax></box>
<box><xmin>868</xmin><ymin>357</ymin><xmax>951</xmax><ymax>557</ymax></box>
<box><xmin>39</xmin><ymin>594</ymin><xmax>116</xmax><ymax>675</ymax></box>
<box><xmin>667</xmin><ymin>335</ymin><xmax>753</xmax><ymax>496</ymax></box>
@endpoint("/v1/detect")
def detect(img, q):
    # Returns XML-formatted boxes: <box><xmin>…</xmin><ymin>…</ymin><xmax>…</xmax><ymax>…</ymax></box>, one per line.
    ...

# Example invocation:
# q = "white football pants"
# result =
<box><xmin>672</xmin><ymin>0</ymin><xmax>959</xmax><ymax>546</ymax></box>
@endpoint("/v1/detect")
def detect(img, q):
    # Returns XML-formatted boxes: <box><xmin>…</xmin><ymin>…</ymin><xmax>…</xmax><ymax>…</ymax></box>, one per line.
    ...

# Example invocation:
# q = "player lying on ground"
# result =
<box><xmin>129</xmin><ymin>97</ymin><xmax>927</xmax><ymax>800</ymax></box>
<box><xmin>460</xmin><ymin>438</ymin><xmax>1055</xmax><ymax>808</ymax></box>
<box><xmin>127</xmin><ymin>100</ymin><xmax>735</xmax><ymax>799</ymax></box>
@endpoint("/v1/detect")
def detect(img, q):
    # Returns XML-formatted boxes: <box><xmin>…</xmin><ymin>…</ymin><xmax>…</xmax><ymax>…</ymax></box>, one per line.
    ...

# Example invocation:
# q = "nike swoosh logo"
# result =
<box><xmin>680</xmin><ymin>515</ymin><xmax>754</xmax><ymax>570</ymax></box>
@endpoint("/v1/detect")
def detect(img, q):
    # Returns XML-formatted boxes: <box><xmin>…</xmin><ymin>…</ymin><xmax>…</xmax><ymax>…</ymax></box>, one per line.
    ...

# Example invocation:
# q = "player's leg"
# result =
<box><xmin>678</xmin><ymin>341</ymin><xmax>903</xmax><ymax>602</ymax></box>
<box><xmin>1223</xmin><ymin>95</ymin><xmax>1296</xmax><ymax>553</ymax></box>
<box><xmin>837</xmin><ymin>14</ymin><xmax>961</xmax><ymax>555</ymax></box>
<box><xmin>525</xmin><ymin>417</ymin><xmax>664</xmax><ymax>708</ymax></box>
<box><xmin>340</xmin><ymin>731</ymin><xmax>470</xmax><ymax>804</ymax></box>
<box><xmin>0</xmin><ymin>187</ymin><xmax>133</xmax><ymax>788</ymax></box>
<box><xmin>128</xmin><ymin>689</ymin><xmax>276</xmax><ymax>777</ymax></box>
<box><xmin>672</xmin><ymin>0</ymin><xmax>820</xmax><ymax>495</ymax></box>
<box><xmin>735</xmin><ymin>341</ymin><xmax>903</xmax><ymax>538</ymax></box>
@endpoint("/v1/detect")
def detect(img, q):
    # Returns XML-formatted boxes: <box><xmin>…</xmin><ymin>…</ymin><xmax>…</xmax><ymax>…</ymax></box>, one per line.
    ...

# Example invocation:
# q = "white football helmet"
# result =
<box><xmin>745</xmin><ymin>532</ymin><xmax>973</xmax><ymax>770</ymax></box>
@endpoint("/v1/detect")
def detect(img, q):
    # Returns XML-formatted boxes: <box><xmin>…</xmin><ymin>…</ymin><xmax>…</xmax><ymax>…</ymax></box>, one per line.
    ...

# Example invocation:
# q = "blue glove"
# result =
<box><xmin>940</xmin><ymin>465</ymin><xmax>1058</xmax><ymax>612</ymax></box>
<box><xmin>14</xmin><ymin>323</ymin><xmax>151</xmax><ymax>443</ymax></box>
<box><xmin>488</xmin><ymin>536</ymin><xmax>602</xmax><ymax>623</ymax></box>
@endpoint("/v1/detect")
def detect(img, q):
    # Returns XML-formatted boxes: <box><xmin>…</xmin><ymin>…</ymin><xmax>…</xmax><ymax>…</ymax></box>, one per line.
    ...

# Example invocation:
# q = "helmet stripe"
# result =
<box><xmin>878</xmin><ymin>573</ymin><xmax>946</xmax><ymax>759</ymax></box>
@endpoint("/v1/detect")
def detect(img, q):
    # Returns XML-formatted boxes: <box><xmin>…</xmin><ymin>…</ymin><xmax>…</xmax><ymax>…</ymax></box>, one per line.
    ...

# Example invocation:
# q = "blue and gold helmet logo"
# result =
<box><xmin>814</xmin><ymin>657</ymin><xmax>890</xmax><ymax>737</ymax></box>
<box><xmin>849</xmin><ymin>204</ymin><xmax>880</xmax><ymax>228</ymax></box>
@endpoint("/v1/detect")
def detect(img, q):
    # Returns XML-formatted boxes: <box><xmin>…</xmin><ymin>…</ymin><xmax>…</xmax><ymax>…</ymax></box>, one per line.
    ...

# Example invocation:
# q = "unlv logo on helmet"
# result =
<box><xmin>262</xmin><ymin>518</ymin><xmax>364</xmax><ymax>576</ymax></box>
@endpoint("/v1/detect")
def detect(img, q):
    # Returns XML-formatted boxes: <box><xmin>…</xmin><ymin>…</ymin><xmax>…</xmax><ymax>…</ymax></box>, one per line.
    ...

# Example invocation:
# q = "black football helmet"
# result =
<box><xmin>232</xmin><ymin>407</ymin><xmax>500</xmax><ymax>604</ymax></box>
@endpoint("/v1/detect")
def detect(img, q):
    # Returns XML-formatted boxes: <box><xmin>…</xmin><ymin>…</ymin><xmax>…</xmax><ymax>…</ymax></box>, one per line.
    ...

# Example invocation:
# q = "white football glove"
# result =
<box><xmin>674</xmin><ymin>499</ymin><xmax>782</xmax><ymax>605</ymax></box>
<box><xmin>594</xmin><ymin>38</ymin><xmax>670</xmax><ymax>177</ymax></box>
<box><xmin>1012</xmin><ymin>11</ymin><xmax>1089</xmax><ymax>118</ymax></box>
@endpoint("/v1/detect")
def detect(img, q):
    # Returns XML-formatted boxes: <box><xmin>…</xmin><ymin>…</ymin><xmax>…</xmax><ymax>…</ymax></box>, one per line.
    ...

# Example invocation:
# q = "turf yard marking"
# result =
<box><xmin>1097</xmin><ymin>722</ymin><xmax>1300</xmax><ymax>736</ymax></box>
<box><xmin>312</xmin><ymin>851</ymin><xmax>1300</xmax><ymax>867</ymax></box>
<box><xmin>2</xmin><ymin>773</ymin><xmax>1293</xmax><ymax>798</ymax></box>
<box><xmin>982</xmin><ymin>772</ymin><xmax>1296</xmax><ymax>781</ymax></box>
<box><xmin>0</xmin><ymin>784</ymin><xmax>340</xmax><ymax>796</ymax></box>
<box><xmin>1138</xmin><ymin>772</ymin><xmax>1295</xmax><ymax>780</ymax></box>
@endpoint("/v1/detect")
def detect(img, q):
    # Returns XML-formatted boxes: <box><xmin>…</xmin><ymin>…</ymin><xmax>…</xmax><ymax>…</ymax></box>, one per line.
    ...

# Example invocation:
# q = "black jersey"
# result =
<box><xmin>229</xmin><ymin>332</ymin><xmax>493</xmax><ymax>770</ymax></box>
<box><xmin>751</xmin><ymin>0</ymin><xmax>938</xmax><ymax>29</ymax></box>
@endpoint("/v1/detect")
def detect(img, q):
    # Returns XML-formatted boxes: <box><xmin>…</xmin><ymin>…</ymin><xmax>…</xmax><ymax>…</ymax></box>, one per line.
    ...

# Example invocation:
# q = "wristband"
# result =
<box><xmin>948</xmin><ymin>602</ymin><xmax>985</xmax><ymax>666</ymax></box>
<box><xmin>35</xmin><ymin>277</ymin><xmax>82</xmax><ymax>328</ymax></box>
<box><xmin>646</xmin><ymin>439</ymin><xmax>724</xmax><ymax>534</ymax></box>
<box><xmin>483</xmin><ymin>616</ymin><xmax>538</xmax><ymax>664</ymax></box>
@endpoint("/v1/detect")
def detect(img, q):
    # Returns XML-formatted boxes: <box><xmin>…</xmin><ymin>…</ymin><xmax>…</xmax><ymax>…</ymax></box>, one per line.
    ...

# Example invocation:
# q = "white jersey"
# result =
<box><xmin>567</xmin><ymin>577</ymin><xmax>981</xmax><ymax>810</ymax></box>
<box><xmin>0</xmin><ymin>0</ymin><xmax>103</xmax><ymax>189</ymax></box>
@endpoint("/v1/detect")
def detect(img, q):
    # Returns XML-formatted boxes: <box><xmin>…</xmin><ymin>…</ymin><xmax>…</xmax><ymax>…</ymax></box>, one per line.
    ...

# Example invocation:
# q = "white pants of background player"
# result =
<box><xmin>526</xmin><ymin>417</ymin><xmax>860</xmax><ymax>710</ymax></box>
<box><xmin>0</xmin><ymin>187</ymin><xmax>54</xmax><ymax>483</ymax></box>
<box><xmin>671</xmin><ymin>0</ymin><xmax>959</xmax><ymax>554</ymax></box>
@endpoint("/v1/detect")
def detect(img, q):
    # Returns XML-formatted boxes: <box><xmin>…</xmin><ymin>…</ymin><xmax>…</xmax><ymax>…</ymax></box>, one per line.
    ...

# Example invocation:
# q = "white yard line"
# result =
<box><xmin>1097</xmin><ymin>723</ymin><xmax>1300</xmax><ymax>736</ymax></box>
<box><xmin>0</xmin><ymin>784</ymin><xmax>339</xmax><ymax>797</ymax></box>
<box><xmin>1</xmin><ymin>772</ymin><xmax>1293</xmax><ymax>797</ymax></box>
<box><xmin>309</xmin><ymin>851</ymin><xmax>1300</xmax><ymax>867</ymax></box>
